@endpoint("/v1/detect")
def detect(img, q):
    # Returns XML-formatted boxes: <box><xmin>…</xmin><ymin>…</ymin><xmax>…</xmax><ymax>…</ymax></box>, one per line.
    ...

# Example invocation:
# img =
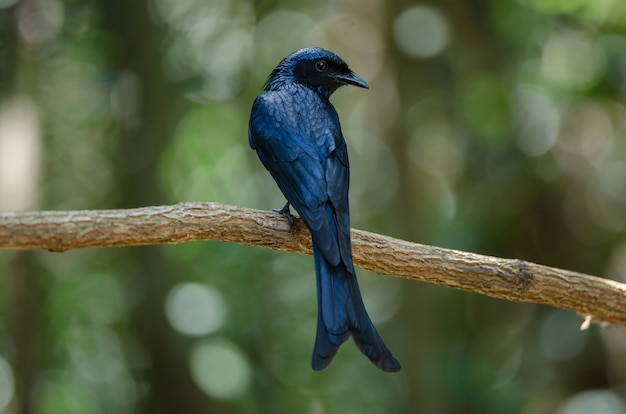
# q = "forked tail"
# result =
<box><xmin>311</xmin><ymin>245</ymin><xmax>401</xmax><ymax>372</ymax></box>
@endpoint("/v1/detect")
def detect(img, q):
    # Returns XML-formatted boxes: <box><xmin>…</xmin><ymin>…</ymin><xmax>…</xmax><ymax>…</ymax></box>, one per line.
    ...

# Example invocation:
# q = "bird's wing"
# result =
<box><xmin>249</xmin><ymin>91</ymin><xmax>346</xmax><ymax>267</ymax></box>
<box><xmin>324</xmin><ymin>137</ymin><xmax>354</xmax><ymax>272</ymax></box>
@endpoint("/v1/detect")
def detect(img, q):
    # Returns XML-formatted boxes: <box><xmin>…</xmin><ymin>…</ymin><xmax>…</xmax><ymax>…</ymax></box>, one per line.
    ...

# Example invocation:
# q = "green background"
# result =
<box><xmin>1</xmin><ymin>0</ymin><xmax>626</xmax><ymax>412</ymax></box>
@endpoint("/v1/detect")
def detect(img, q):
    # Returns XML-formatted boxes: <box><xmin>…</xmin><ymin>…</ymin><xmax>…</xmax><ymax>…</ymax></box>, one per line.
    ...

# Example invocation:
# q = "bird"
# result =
<box><xmin>248</xmin><ymin>47</ymin><xmax>400</xmax><ymax>372</ymax></box>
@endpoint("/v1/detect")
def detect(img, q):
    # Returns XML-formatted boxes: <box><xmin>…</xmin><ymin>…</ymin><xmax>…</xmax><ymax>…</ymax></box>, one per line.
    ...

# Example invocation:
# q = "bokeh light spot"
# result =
<box><xmin>0</xmin><ymin>357</ymin><xmax>15</xmax><ymax>411</ymax></box>
<box><xmin>0</xmin><ymin>97</ymin><xmax>42</xmax><ymax>210</ymax></box>
<box><xmin>393</xmin><ymin>6</ymin><xmax>450</xmax><ymax>59</ymax></box>
<box><xmin>190</xmin><ymin>339</ymin><xmax>251</xmax><ymax>399</ymax></box>
<box><xmin>541</xmin><ymin>30</ymin><xmax>603</xmax><ymax>90</ymax></box>
<box><xmin>17</xmin><ymin>0</ymin><xmax>64</xmax><ymax>43</ymax></box>
<box><xmin>556</xmin><ymin>389</ymin><xmax>626</xmax><ymax>414</ymax></box>
<box><xmin>515</xmin><ymin>85</ymin><xmax>560</xmax><ymax>157</ymax></box>
<box><xmin>165</xmin><ymin>283</ymin><xmax>227</xmax><ymax>336</ymax></box>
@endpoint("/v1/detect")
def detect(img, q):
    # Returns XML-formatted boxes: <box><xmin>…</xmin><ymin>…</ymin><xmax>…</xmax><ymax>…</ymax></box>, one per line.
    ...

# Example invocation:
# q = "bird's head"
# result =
<box><xmin>264</xmin><ymin>47</ymin><xmax>368</xmax><ymax>98</ymax></box>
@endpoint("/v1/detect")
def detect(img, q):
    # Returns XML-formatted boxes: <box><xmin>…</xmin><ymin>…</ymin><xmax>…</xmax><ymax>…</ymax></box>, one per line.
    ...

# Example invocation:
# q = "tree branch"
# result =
<box><xmin>1</xmin><ymin>201</ymin><xmax>625</xmax><ymax>326</ymax></box>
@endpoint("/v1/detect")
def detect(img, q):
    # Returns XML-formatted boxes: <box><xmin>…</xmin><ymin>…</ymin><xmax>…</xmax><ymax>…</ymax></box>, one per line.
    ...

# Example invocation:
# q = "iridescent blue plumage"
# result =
<box><xmin>249</xmin><ymin>47</ymin><xmax>400</xmax><ymax>372</ymax></box>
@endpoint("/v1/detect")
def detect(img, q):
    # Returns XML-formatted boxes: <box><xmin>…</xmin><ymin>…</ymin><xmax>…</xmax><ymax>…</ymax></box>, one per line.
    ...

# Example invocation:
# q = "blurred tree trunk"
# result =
<box><xmin>0</xmin><ymin>5</ymin><xmax>18</xmax><ymax>97</ymax></box>
<box><xmin>1</xmin><ymin>5</ymin><xmax>40</xmax><ymax>414</ymax></box>
<box><xmin>98</xmin><ymin>1</ymin><xmax>213</xmax><ymax>412</ymax></box>
<box><xmin>8</xmin><ymin>252</ymin><xmax>42</xmax><ymax>414</ymax></box>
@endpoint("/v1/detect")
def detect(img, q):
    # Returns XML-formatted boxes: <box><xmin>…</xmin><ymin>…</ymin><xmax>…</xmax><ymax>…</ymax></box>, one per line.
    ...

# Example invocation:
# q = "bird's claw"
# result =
<box><xmin>273</xmin><ymin>202</ymin><xmax>294</xmax><ymax>227</ymax></box>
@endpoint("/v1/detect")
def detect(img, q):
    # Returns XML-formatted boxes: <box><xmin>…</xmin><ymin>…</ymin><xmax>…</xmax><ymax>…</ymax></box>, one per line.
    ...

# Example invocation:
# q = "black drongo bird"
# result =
<box><xmin>248</xmin><ymin>47</ymin><xmax>400</xmax><ymax>372</ymax></box>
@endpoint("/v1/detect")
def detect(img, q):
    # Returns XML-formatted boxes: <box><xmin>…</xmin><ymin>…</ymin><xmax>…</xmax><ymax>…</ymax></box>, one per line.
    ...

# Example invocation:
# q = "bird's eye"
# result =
<box><xmin>315</xmin><ymin>60</ymin><xmax>328</xmax><ymax>72</ymax></box>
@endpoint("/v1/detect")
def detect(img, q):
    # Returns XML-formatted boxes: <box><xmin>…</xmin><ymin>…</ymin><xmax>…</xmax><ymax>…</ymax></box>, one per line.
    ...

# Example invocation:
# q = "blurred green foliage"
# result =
<box><xmin>1</xmin><ymin>0</ymin><xmax>626</xmax><ymax>413</ymax></box>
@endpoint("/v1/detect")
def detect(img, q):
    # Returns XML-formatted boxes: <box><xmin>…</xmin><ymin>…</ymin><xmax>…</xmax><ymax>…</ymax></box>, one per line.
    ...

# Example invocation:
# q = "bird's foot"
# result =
<box><xmin>273</xmin><ymin>202</ymin><xmax>294</xmax><ymax>227</ymax></box>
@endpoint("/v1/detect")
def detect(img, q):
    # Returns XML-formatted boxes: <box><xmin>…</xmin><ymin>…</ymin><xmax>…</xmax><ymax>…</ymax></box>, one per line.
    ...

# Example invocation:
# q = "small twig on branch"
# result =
<box><xmin>1</xmin><ymin>201</ymin><xmax>625</xmax><ymax>327</ymax></box>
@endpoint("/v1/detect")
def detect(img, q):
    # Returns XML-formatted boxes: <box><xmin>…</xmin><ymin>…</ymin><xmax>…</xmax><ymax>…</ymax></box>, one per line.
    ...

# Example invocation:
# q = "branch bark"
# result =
<box><xmin>1</xmin><ymin>201</ymin><xmax>625</xmax><ymax>326</ymax></box>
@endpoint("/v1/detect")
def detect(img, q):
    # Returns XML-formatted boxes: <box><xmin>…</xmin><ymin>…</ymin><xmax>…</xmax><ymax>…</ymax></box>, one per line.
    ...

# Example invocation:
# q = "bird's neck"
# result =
<box><xmin>312</xmin><ymin>85</ymin><xmax>338</xmax><ymax>100</ymax></box>
<box><xmin>264</xmin><ymin>70</ymin><xmax>337</xmax><ymax>100</ymax></box>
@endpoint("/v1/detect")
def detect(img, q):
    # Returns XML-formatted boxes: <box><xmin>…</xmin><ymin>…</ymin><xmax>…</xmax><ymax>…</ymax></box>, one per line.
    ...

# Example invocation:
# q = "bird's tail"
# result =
<box><xmin>311</xmin><ymin>244</ymin><xmax>401</xmax><ymax>372</ymax></box>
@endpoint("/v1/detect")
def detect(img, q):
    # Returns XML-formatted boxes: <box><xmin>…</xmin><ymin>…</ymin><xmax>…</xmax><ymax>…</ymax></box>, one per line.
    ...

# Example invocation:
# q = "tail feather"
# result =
<box><xmin>311</xmin><ymin>245</ymin><xmax>401</xmax><ymax>372</ymax></box>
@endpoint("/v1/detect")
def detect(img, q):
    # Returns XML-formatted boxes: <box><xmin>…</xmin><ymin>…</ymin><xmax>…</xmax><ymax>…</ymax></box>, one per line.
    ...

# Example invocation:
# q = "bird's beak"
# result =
<box><xmin>337</xmin><ymin>71</ymin><xmax>369</xmax><ymax>89</ymax></box>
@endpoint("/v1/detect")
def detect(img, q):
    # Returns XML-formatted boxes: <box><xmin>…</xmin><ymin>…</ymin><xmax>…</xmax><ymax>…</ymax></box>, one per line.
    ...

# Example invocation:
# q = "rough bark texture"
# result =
<box><xmin>1</xmin><ymin>201</ymin><xmax>625</xmax><ymax>326</ymax></box>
